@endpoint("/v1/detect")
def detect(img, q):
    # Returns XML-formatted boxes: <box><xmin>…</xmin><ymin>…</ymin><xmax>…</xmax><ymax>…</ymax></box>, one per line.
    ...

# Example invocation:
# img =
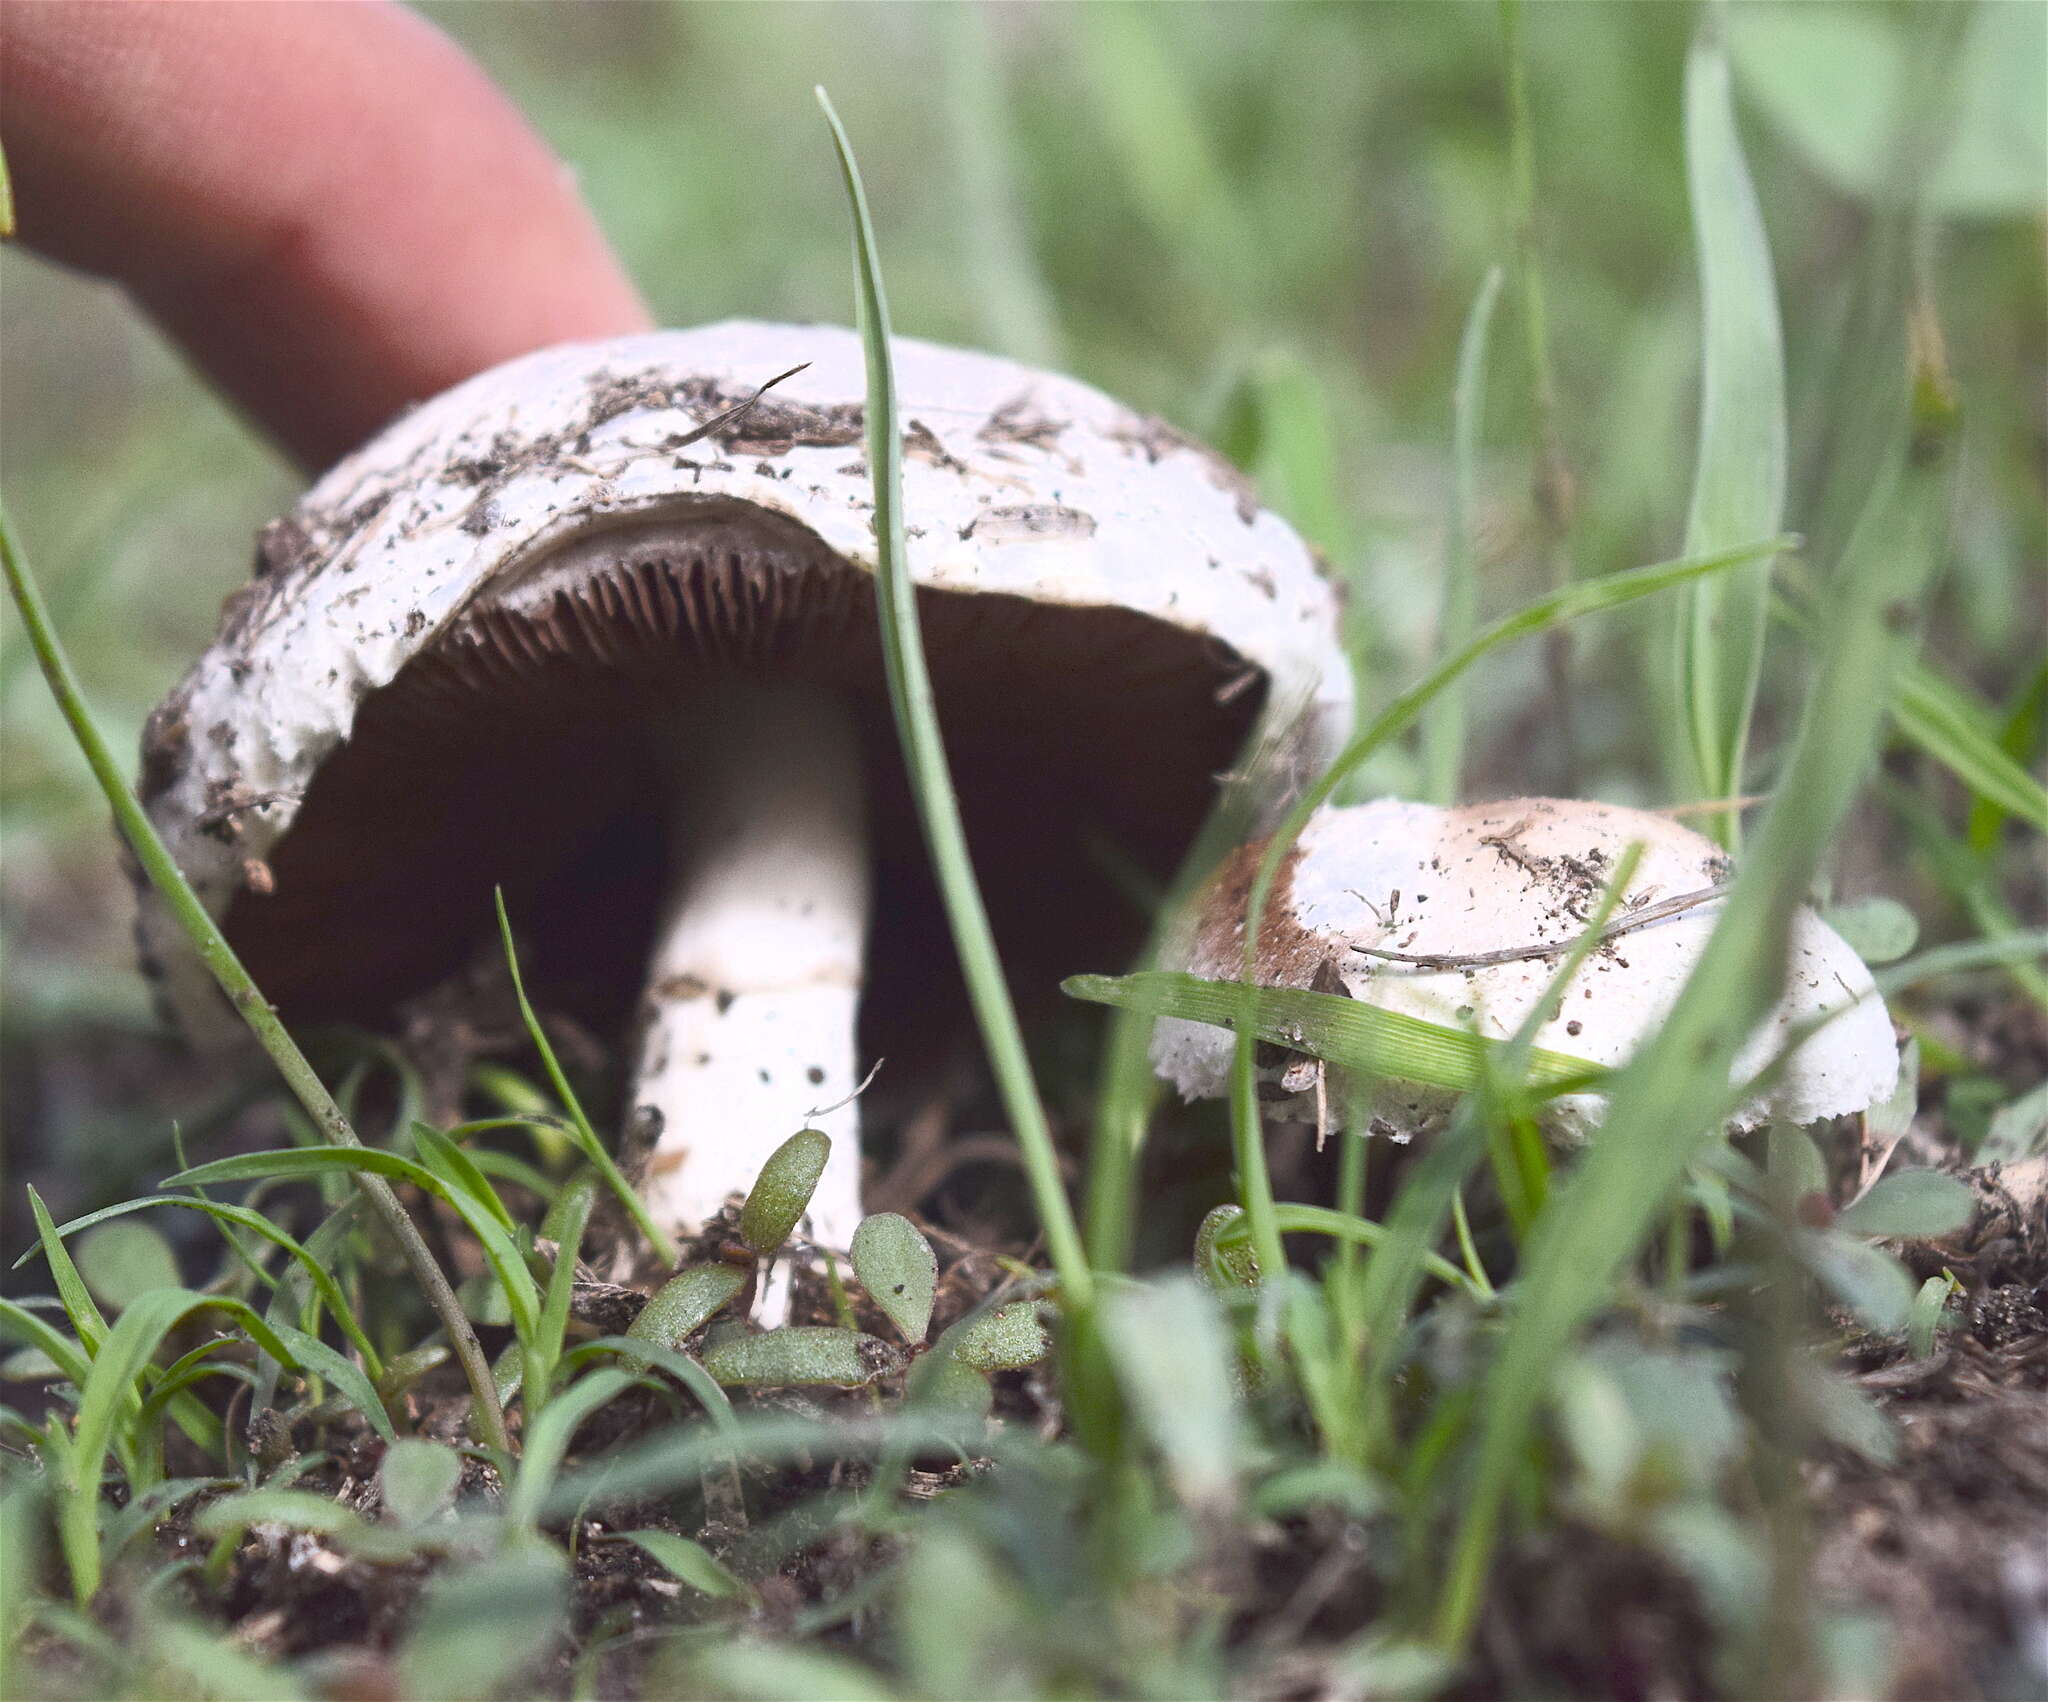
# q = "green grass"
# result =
<box><xmin>3</xmin><ymin>6</ymin><xmax>2043</xmax><ymax>1700</ymax></box>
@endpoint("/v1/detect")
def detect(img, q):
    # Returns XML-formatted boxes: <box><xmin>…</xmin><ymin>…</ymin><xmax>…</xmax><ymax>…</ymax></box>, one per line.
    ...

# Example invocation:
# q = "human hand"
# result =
<box><xmin>1</xmin><ymin>1</ymin><xmax>652</xmax><ymax>470</ymax></box>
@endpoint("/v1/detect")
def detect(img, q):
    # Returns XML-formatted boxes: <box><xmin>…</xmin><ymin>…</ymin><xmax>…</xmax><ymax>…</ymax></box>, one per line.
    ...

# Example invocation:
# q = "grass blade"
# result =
<box><xmin>1500</xmin><ymin>0</ymin><xmax>1578</xmax><ymax>785</ymax></box>
<box><xmin>815</xmin><ymin>88</ymin><xmax>1091</xmax><ymax>1309</ymax></box>
<box><xmin>504</xmin><ymin>1367</ymin><xmax>636</xmax><ymax>1537</ymax></box>
<box><xmin>1422</xmin><ymin>265</ymin><xmax>1505</xmax><ymax>805</ymax></box>
<box><xmin>1771</xmin><ymin>593</ymin><xmax>2047</xmax><ymax>833</ymax></box>
<box><xmin>0</xmin><ymin>501</ymin><xmax>509</xmax><ymax>1460</ymax></box>
<box><xmin>941</xmin><ymin>5</ymin><xmax>1064</xmax><ymax>368</ymax></box>
<box><xmin>494</xmin><ymin>892</ymin><xmax>675</xmax><ymax>1263</ymax></box>
<box><xmin>1895</xmin><ymin>659</ymin><xmax>2048</xmax><ymax>833</ymax></box>
<box><xmin>63</xmin><ymin>1290</ymin><xmax>369</xmax><ymax>1602</ymax></box>
<box><xmin>0</xmin><ymin>1299</ymin><xmax>92</xmax><ymax>1388</ymax></box>
<box><xmin>1676</xmin><ymin>16</ymin><xmax>1788</xmax><ymax>847</ymax></box>
<box><xmin>15</xmin><ymin>1196</ymin><xmax>380</xmax><ymax>1377</ymax></box>
<box><xmin>25</xmin><ymin>1188</ymin><xmax>108</xmax><ymax>1356</ymax></box>
<box><xmin>1065</xmin><ymin>973</ymin><xmax>1597</xmax><ymax>1092</ymax></box>
<box><xmin>167</xmin><ymin>1149</ymin><xmax>541</xmax><ymax>1345</ymax></box>
<box><xmin>1434</xmin><ymin>313</ymin><xmax>1957</xmax><ymax>1655</ymax></box>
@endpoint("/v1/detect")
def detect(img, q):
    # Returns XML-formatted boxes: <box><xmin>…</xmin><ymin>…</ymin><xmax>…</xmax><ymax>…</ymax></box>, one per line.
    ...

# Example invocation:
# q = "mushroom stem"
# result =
<box><xmin>632</xmin><ymin>679</ymin><xmax>870</xmax><ymax>1253</ymax></box>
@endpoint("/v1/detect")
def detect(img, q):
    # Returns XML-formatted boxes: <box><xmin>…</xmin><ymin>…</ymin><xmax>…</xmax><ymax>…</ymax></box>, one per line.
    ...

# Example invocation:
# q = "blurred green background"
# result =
<box><xmin>2</xmin><ymin>1</ymin><xmax>2041</xmax><ymax>1124</ymax></box>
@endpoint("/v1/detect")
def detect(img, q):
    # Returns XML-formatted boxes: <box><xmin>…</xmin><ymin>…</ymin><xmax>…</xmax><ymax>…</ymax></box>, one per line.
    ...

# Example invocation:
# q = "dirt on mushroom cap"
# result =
<box><xmin>133</xmin><ymin>322</ymin><xmax>1353</xmax><ymax>1102</ymax></box>
<box><xmin>1154</xmin><ymin>797</ymin><xmax>1900</xmax><ymax>1136</ymax></box>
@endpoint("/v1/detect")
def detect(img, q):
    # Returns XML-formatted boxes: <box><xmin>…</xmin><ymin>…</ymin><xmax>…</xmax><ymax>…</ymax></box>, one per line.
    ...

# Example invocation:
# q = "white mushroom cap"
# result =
<box><xmin>137</xmin><ymin>321</ymin><xmax>1350</xmax><ymax>1042</ymax></box>
<box><xmin>1153</xmin><ymin>797</ymin><xmax>1899</xmax><ymax>1137</ymax></box>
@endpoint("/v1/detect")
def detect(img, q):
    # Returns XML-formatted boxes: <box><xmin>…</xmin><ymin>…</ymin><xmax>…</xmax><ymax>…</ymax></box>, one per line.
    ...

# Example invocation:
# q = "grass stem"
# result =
<box><xmin>816</xmin><ymin>90</ymin><xmax>1094</xmax><ymax>1313</ymax></box>
<box><xmin>0</xmin><ymin>500</ymin><xmax>512</xmax><ymax>1462</ymax></box>
<box><xmin>1500</xmin><ymin>0</ymin><xmax>1579</xmax><ymax>791</ymax></box>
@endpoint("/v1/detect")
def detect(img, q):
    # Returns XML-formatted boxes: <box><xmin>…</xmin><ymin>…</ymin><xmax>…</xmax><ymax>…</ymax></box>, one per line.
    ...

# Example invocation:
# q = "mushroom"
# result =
<box><xmin>1152</xmin><ymin>797</ymin><xmax>1899</xmax><ymax>1138</ymax></box>
<box><xmin>135</xmin><ymin>321</ymin><xmax>1352</xmax><ymax>1254</ymax></box>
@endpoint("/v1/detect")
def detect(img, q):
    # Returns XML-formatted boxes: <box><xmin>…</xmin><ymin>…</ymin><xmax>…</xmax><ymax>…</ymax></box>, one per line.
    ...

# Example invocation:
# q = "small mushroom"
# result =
<box><xmin>1152</xmin><ymin>797</ymin><xmax>1899</xmax><ymax>1138</ymax></box>
<box><xmin>136</xmin><ymin>321</ymin><xmax>1351</xmax><ymax>1252</ymax></box>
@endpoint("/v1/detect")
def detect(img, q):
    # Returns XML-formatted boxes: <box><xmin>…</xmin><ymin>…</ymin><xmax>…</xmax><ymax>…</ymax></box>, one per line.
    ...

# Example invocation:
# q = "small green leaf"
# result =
<box><xmin>570</xmin><ymin>1336</ymin><xmax>736</xmax><ymax>1431</ymax></box>
<box><xmin>1766</xmin><ymin>1123</ymin><xmax>1829</xmax><ymax>1207</ymax></box>
<box><xmin>378</xmin><ymin>1439</ymin><xmax>462</xmax><ymax>1528</ymax></box>
<box><xmin>1836</xmin><ymin>1170</ymin><xmax>1975</xmax><ymax>1240</ymax></box>
<box><xmin>1799</xmin><ymin>1362</ymin><xmax>1896</xmax><ymax>1466</ymax></box>
<box><xmin>376</xmin><ymin>1344</ymin><xmax>450</xmax><ymax>1402</ymax></box>
<box><xmin>195</xmin><ymin>1488</ymin><xmax>366</xmax><ymax>1543</ymax></box>
<box><xmin>1193</xmin><ymin>1204</ymin><xmax>1260</xmax><ymax>1290</ymax></box>
<box><xmin>687</xmin><ymin>1643</ymin><xmax>903</xmax><ymax>1702</ymax></box>
<box><xmin>27</xmin><ymin>1187</ymin><xmax>107</xmax><ymax>1355</ymax></box>
<box><xmin>504</xmin><ymin>1368</ymin><xmax>637</xmax><ymax>1536</ymax></box>
<box><xmin>534</xmin><ymin>1179</ymin><xmax>596</xmax><ymax>1387</ymax></box>
<box><xmin>1797</xmin><ymin>1231</ymin><xmax>1914</xmax><ymax>1334</ymax></box>
<box><xmin>740</xmin><ymin>1130</ymin><xmax>831</xmax><ymax>1255</ymax></box>
<box><xmin>75</xmin><ymin>1222</ymin><xmax>180</xmax><ymax>1314</ymax></box>
<box><xmin>1101</xmin><ymin>1277</ymin><xmax>1242</xmax><ymax>1507</ymax></box>
<box><xmin>1906</xmin><ymin>1274</ymin><xmax>1961</xmax><ymax>1360</ymax></box>
<box><xmin>1821</xmin><ymin>897</ymin><xmax>1920</xmax><ymax>965</ymax></box>
<box><xmin>1978</xmin><ymin>1080</ymin><xmax>2048</xmax><ymax>1164</ymax></box>
<box><xmin>704</xmin><ymin>1326</ymin><xmax>890</xmax><ymax>1388</ymax></box>
<box><xmin>620</xmin><ymin>1529</ymin><xmax>749</xmax><ymax>1600</ymax></box>
<box><xmin>850</xmin><ymin>1214</ymin><xmax>938</xmax><ymax>1344</ymax></box>
<box><xmin>457</xmin><ymin>1273</ymin><xmax>514</xmax><ymax>1328</ymax></box>
<box><xmin>411</xmin><ymin>1123</ymin><xmax>518</xmax><ymax>1238</ymax></box>
<box><xmin>398</xmin><ymin>1536</ymin><xmax>570</xmax><ymax>1702</ymax></box>
<box><xmin>0</xmin><ymin>1344</ymin><xmax>66</xmax><ymax>1382</ymax></box>
<box><xmin>904</xmin><ymin>1348</ymin><xmax>994</xmax><ymax>1419</ymax></box>
<box><xmin>626</xmin><ymin>1266</ymin><xmax>747</xmax><ymax>1352</ymax></box>
<box><xmin>0</xmin><ymin>1300</ymin><xmax>90</xmax><ymax>1387</ymax></box>
<box><xmin>948</xmin><ymin>1302</ymin><xmax>1050</xmax><ymax>1373</ymax></box>
<box><xmin>267</xmin><ymin>1322</ymin><xmax>395</xmax><ymax>1443</ymax></box>
<box><xmin>539</xmin><ymin>1173</ymin><xmax>599</xmax><ymax>1253</ymax></box>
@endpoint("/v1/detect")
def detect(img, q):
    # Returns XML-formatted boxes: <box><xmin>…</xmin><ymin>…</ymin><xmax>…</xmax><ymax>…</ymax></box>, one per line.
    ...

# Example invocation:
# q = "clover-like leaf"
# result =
<box><xmin>949</xmin><ymin>1302</ymin><xmax>1050</xmax><ymax>1373</ymax></box>
<box><xmin>621</xmin><ymin>1529</ymin><xmax>750</xmax><ymax>1600</ymax></box>
<box><xmin>904</xmin><ymin>1347</ymin><xmax>994</xmax><ymax>1419</ymax></box>
<box><xmin>1796</xmin><ymin>1229</ymin><xmax>1914</xmax><ymax>1334</ymax></box>
<box><xmin>704</xmin><ymin>1326</ymin><xmax>893</xmax><ymax>1388</ymax></box>
<box><xmin>740</xmin><ymin>1130</ymin><xmax>831</xmax><ymax>1255</ymax></box>
<box><xmin>77</xmin><ymin>1221</ymin><xmax>179</xmax><ymax>1314</ymax></box>
<box><xmin>1836</xmin><ymin>1169</ymin><xmax>1974</xmax><ymax>1240</ymax></box>
<box><xmin>850</xmin><ymin>1214</ymin><xmax>937</xmax><ymax>1344</ymax></box>
<box><xmin>1820</xmin><ymin>896</ymin><xmax>1919</xmax><ymax>965</ymax></box>
<box><xmin>627</xmin><ymin>1265</ymin><xmax>746</xmax><ymax>1352</ymax></box>
<box><xmin>379</xmin><ymin>1438</ymin><xmax>462</xmax><ymax>1528</ymax></box>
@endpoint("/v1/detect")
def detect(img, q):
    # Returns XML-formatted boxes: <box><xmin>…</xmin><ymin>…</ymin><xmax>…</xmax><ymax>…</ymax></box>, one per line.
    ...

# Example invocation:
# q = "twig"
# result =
<box><xmin>676</xmin><ymin>362</ymin><xmax>810</xmax><ymax>448</ymax></box>
<box><xmin>1349</xmin><ymin>882</ymin><xmax>1733</xmax><ymax>971</ymax></box>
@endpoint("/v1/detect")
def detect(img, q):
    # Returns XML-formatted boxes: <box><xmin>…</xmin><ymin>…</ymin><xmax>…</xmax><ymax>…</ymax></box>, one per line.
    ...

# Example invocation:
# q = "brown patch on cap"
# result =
<box><xmin>1188</xmin><ymin>833</ymin><xmax>1328</xmax><ymax>990</ymax></box>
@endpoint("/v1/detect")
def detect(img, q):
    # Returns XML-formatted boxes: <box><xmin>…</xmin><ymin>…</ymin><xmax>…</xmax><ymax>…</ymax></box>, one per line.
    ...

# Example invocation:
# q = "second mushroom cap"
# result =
<box><xmin>1153</xmin><ymin>797</ymin><xmax>1899</xmax><ymax>1138</ymax></box>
